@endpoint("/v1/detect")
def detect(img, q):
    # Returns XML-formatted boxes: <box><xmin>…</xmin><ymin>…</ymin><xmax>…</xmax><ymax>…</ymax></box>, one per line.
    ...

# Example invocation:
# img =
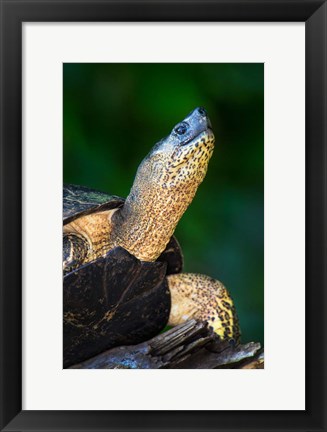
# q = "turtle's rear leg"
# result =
<box><xmin>167</xmin><ymin>273</ymin><xmax>240</xmax><ymax>342</ymax></box>
<box><xmin>63</xmin><ymin>234</ymin><xmax>89</xmax><ymax>275</ymax></box>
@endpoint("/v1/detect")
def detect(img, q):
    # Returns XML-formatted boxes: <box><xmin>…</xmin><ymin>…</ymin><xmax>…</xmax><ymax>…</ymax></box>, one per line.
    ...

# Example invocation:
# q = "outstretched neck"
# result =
<box><xmin>110</xmin><ymin>182</ymin><xmax>196</xmax><ymax>262</ymax></box>
<box><xmin>108</xmin><ymin>110</ymin><xmax>214</xmax><ymax>262</ymax></box>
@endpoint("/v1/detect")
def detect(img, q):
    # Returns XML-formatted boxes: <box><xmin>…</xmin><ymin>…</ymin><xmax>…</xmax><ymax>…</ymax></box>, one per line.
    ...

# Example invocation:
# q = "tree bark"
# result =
<box><xmin>70</xmin><ymin>319</ymin><xmax>264</xmax><ymax>369</ymax></box>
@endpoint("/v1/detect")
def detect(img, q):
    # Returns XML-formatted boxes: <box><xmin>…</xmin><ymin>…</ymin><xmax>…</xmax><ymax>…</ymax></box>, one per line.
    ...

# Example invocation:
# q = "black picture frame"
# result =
<box><xmin>0</xmin><ymin>1</ymin><xmax>326</xmax><ymax>431</ymax></box>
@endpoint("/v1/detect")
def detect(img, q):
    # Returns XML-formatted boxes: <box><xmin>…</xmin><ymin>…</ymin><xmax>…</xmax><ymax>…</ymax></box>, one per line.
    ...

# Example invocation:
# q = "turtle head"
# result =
<box><xmin>138</xmin><ymin>107</ymin><xmax>215</xmax><ymax>189</ymax></box>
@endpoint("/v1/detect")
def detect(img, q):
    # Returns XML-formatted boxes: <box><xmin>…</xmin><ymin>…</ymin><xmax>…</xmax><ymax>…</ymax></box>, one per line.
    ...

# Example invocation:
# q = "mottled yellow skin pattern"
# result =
<box><xmin>167</xmin><ymin>273</ymin><xmax>240</xmax><ymax>341</ymax></box>
<box><xmin>109</xmin><ymin>130</ymin><xmax>215</xmax><ymax>262</ymax></box>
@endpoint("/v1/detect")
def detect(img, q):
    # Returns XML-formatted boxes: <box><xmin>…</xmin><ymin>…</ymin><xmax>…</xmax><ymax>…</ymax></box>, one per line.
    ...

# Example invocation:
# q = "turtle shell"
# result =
<box><xmin>63</xmin><ymin>184</ymin><xmax>183</xmax><ymax>367</ymax></box>
<box><xmin>64</xmin><ymin>183</ymin><xmax>124</xmax><ymax>224</ymax></box>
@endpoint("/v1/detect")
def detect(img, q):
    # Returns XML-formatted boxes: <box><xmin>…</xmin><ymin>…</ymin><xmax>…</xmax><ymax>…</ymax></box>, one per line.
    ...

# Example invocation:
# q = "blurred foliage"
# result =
<box><xmin>64</xmin><ymin>63</ymin><xmax>264</xmax><ymax>345</ymax></box>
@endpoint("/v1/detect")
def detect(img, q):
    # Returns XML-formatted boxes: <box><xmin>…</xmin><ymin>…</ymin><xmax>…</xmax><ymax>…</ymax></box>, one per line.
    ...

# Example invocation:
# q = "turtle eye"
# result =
<box><xmin>175</xmin><ymin>122</ymin><xmax>188</xmax><ymax>135</ymax></box>
<box><xmin>197</xmin><ymin>107</ymin><xmax>207</xmax><ymax>116</ymax></box>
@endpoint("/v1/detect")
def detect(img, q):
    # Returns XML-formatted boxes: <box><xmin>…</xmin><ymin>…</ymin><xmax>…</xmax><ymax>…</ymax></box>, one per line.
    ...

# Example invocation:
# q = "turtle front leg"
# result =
<box><xmin>63</xmin><ymin>234</ymin><xmax>89</xmax><ymax>275</ymax></box>
<box><xmin>167</xmin><ymin>273</ymin><xmax>240</xmax><ymax>342</ymax></box>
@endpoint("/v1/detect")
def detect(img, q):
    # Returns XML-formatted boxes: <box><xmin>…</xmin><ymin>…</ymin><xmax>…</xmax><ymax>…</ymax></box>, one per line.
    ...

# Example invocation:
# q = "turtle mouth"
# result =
<box><xmin>180</xmin><ymin>127</ymin><xmax>214</xmax><ymax>147</ymax></box>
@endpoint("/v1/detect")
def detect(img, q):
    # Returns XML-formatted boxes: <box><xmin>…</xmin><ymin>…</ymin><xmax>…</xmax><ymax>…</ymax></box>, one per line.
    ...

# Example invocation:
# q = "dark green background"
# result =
<box><xmin>63</xmin><ymin>63</ymin><xmax>264</xmax><ymax>345</ymax></box>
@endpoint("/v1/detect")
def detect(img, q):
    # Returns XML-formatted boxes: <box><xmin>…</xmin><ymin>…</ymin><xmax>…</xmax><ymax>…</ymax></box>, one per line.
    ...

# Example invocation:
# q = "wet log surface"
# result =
<box><xmin>69</xmin><ymin>319</ymin><xmax>264</xmax><ymax>369</ymax></box>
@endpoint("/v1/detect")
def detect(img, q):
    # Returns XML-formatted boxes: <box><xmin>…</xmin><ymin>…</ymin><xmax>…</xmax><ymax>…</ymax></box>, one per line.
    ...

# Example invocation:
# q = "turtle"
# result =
<box><xmin>63</xmin><ymin>107</ymin><xmax>240</xmax><ymax>368</ymax></box>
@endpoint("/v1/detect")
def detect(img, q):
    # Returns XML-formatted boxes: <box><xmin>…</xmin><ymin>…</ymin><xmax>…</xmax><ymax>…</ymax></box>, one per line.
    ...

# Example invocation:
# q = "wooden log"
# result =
<box><xmin>69</xmin><ymin>319</ymin><xmax>264</xmax><ymax>369</ymax></box>
<box><xmin>239</xmin><ymin>352</ymin><xmax>264</xmax><ymax>369</ymax></box>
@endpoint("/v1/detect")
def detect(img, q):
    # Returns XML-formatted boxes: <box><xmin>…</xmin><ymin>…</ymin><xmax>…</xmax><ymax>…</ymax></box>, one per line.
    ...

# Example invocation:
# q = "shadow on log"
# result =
<box><xmin>69</xmin><ymin>319</ymin><xmax>264</xmax><ymax>369</ymax></box>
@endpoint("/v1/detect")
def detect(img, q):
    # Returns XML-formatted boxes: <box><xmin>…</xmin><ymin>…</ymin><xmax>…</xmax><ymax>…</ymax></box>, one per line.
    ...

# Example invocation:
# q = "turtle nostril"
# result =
<box><xmin>175</xmin><ymin>122</ymin><xmax>188</xmax><ymax>135</ymax></box>
<box><xmin>197</xmin><ymin>107</ymin><xmax>207</xmax><ymax>116</ymax></box>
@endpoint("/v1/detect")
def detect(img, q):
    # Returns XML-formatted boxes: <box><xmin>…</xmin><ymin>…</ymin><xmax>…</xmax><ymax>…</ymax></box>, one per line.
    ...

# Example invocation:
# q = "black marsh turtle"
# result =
<box><xmin>63</xmin><ymin>107</ymin><xmax>240</xmax><ymax>367</ymax></box>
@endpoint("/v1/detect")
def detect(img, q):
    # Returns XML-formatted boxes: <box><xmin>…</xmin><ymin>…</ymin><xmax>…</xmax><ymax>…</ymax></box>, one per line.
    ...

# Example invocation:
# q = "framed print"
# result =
<box><xmin>0</xmin><ymin>0</ymin><xmax>326</xmax><ymax>431</ymax></box>
<box><xmin>61</xmin><ymin>63</ymin><xmax>263</xmax><ymax>371</ymax></box>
